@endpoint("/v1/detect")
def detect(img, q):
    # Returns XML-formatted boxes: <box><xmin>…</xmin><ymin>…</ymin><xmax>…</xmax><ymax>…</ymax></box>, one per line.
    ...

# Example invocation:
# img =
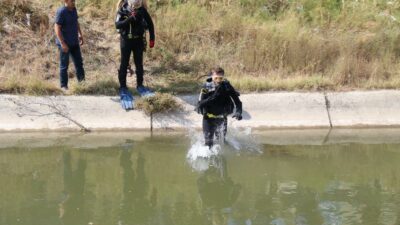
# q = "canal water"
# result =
<box><xmin>1</xmin><ymin>129</ymin><xmax>400</xmax><ymax>225</ymax></box>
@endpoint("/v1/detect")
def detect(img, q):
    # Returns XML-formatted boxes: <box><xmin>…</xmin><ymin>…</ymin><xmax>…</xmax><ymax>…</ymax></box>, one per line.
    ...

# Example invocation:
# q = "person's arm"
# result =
<box><xmin>199</xmin><ymin>87</ymin><xmax>209</xmax><ymax>100</ymax></box>
<box><xmin>230</xmin><ymin>93</ymin><xmax>242</xmax><ymax>114</ymax></box>
<box><xmin>54</xmin><ymin>12</ymin><xmax>68</xmax><ymax>53</ymax></box>
<box><xmin>227</xmin><ymin>82</ymin><xmax>242</xmax><ymax>116</ymax></box>
<box><xmin>196</xmin><ymin>85</ymin><xmax>211</xmax><ymax>114</ymax></box>
<box><xmin>115</xmin><ymin>12</ymin><xmax>133</xmax><ymax>29</ymax></box>
<box><xmin>142</xmin><ymin>8</ymin><xmax>155</xmax><ymax>47</ymax></box>
<box><xmin>77</xmin><ymin>22</ymin><xmax>83</xmax><ymax>45</ymax></box>
<box><xmin>54</xmin><ymin>24</ymin><xmax>64</xmax><ymax>45</ymax></box>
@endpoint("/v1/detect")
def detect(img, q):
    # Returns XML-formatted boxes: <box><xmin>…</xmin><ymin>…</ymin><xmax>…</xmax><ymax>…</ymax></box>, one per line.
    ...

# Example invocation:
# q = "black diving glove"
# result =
<box><xmin>232</xmin><ymin>112</ymin><xmax>242</xmax><ymax>121</ymax></box>
<box><xmin>195</xmin><ymin>104</ymin><xmax>202</xmax><ymax>114</ymax></box>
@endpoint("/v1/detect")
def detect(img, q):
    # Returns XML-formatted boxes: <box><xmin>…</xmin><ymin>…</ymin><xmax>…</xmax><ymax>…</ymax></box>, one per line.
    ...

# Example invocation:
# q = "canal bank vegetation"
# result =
<box><xmin>1</xmin><ymin>0</ymin><xmax>400</xmax><ymax>95</ymax></box>
<box><xmin>135</xmin><ymin>93</ymin><xmax>183</xmax><ymax>116</ymax></box>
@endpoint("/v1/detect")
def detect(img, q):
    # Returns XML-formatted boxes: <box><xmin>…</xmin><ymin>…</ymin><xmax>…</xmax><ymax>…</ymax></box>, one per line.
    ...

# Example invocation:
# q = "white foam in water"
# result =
<box><xmin>186</xmin><ymin>132</ymin><xmax>221</xmax><ymax>172</ymax></box>
<box><xmin>186</xmin><ymin>132</ymin><xmax>220</xmax><ymax>160</ymax></box>
<box><xmin>187</xmin><ymin>141</ymin><xmax>220</xmax><ymax>159</ymax></box>
<box><xmin>186</xmin><ymin>125</ymin><xmax>262</xmax><ymax>172</ymax></box>
<box><xmin>225</xmin><ymin>123</ymin><xmax>262</xmax><ymax>154</ymax></box>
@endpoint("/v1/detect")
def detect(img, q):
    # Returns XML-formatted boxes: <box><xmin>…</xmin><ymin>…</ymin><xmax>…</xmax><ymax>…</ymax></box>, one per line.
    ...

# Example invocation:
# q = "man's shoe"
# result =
<box><xmin>61</xmin><ymin>86</ymin><xmax>69</xmax><ymax>94</ymax></box>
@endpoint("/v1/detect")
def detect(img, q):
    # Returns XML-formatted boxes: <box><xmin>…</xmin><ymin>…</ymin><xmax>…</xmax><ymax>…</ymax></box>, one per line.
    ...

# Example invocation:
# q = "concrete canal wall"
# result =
<box><xmin>1</xmin><ymin>90</ymin><xmax>400</xmax><ymax>131</ymax></box>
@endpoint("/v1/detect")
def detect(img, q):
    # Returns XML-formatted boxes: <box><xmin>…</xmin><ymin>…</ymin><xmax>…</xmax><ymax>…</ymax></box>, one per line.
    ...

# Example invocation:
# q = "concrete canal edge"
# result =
<box><xmin>1</xmin><ymin>90</ymin><xmax>400</xmax><ymax>131</ymax></box>
<box><xmin>2</xmin><ymin>128</ymin><xmax>400</xmax><ymax>149</ymax></box>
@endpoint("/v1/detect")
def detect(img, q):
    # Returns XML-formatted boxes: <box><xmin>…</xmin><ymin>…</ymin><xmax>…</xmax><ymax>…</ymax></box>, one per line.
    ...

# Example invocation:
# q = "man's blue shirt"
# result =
<box><xmin>55</xmin><ymin>6</ymin><xmax>79</xmax><ymax>46</ymax></box>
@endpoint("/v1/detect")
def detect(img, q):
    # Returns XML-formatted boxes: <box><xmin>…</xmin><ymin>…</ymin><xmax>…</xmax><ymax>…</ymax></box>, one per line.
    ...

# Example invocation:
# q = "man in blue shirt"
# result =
<box><xmin>54</xmin><ymin>0</ymin><xmax>85</xmax><ymax>91</ymax></box>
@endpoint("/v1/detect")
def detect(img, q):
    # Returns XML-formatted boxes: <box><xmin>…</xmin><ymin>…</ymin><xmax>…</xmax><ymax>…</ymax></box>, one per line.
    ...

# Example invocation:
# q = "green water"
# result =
<box><xmin>1</xmin><ymin>133</ymin><xmax>400</xmax><ymax>225</ymax></box>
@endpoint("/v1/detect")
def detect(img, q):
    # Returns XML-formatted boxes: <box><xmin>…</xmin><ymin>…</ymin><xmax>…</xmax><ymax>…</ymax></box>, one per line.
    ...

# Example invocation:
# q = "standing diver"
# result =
<box><xmin>197</xmin><ymin>67</ymin><xmax>243</xmax><ymax>148</ymax></box>
<box><xmin>115</xmin><ymin>0</ymin><xmax>155</xmax><ymax>109</ymax></box>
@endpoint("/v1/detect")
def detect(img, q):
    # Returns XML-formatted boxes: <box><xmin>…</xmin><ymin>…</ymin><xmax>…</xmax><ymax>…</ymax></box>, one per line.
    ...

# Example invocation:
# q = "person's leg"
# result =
<box><xmin>223</xmin><ymin>117</ymin><xmax>228</xmax><ymax>138</ymax></box>
<box><xmin>58</xmin><ymin>45</ymin><xmax>70</xmax><ymax>88</ymax></box>
<box><xmin>69</xmin><ymin>45</ymin><xmax>85</xmax><ymax>82</ymax></box>
<box><xmin>132</xmin><ymin>39</ymin><xmax>144</xmax><ymax>88</ymax></box>
<box><xmin>203</xmin><ymin>117</ymin><xmax>216</xmax><ymax>148</ymax></box>
<box><xmin>215</xmin><ymin>118</ymin><xmax>227</xmax><ymax>143</ymax></box>
<box><xmin>119</xmin><ymin>39</ymin><xmax>133</xmax><ymax>89</ymax></box>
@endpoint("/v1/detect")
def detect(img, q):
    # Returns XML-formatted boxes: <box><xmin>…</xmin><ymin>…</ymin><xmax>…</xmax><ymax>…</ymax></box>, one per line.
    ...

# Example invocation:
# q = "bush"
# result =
<box><xmin>135</xmin><ymin>93</ymin><xmax>183</xmax><ymax>115</ymax></box>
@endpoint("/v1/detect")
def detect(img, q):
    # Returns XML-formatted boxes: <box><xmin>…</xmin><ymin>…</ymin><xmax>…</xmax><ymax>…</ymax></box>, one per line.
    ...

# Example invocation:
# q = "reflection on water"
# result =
<box><xmin>59</xmin><ymin>151</ymin><xmax>87</xmax><ymax>225</ymax></box>
<box><xmin>1</xmin><ymin>134</ymin><xmax>400</xmax><ymax>225</ymax></box>
<box><xmin>119</xmin><ymin>150</ymin><xmax>157</xmax><ymax>225</ymax></box>
<box><xmin>197</xmin><ymin>156</ymin><xmax>243</xmax><ymax>225</ymax></box>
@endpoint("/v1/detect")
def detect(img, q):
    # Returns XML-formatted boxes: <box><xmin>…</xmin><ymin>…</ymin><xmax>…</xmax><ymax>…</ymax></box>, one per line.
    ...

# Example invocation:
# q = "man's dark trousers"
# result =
<box><xmin>59</xmin><ymin>44</ymin><xmax>85</xmax><ymax>88</ymax></box>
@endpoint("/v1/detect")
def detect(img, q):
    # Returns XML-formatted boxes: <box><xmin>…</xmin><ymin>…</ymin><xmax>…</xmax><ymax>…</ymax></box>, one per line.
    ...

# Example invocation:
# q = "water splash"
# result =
<box><xmin>186</xmin><ymin>131</ymin><xmax>221</xmax><ymax>172</ymax></box>
<box><xmin>225</xmin><ymin>124</ymin><xmax>262</xmax><ymax>154</ymax></box>
<box><xmin>186</xmin><ymin>126</ymin><xmax>262</xmax><ymax>172</ymax></box>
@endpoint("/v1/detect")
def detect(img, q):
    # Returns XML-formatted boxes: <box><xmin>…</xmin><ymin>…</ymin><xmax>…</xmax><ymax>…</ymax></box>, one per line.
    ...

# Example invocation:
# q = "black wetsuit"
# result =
<box><xmin>197</xmin><ymin>78</ymin><xmax>242</xmax><ymax>147</ymax></box>
<box><xmin>115</xmin><ymin>3</ymin><xmax>155</xmax><ymax>88</ymax></box>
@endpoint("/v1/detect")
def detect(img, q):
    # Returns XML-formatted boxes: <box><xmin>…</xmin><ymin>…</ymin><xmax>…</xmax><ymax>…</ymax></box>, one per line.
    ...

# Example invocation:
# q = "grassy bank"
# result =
<box><xmin>1</xmin><ymin>0</ymin><xmax>400</xmax><ymax>95</ymax></box>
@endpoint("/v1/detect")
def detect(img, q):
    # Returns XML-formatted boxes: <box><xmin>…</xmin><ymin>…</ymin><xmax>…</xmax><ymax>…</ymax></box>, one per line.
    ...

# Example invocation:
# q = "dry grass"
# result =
<box><xmin>1</xmin><ymin>0</ymin><xmax>400</xmax><ymax>96</ymax></box>
<box><xmin>148</xmin><ymin>1</ymin><xmax>400</xmax><ymax>92</ymax></box>
<box><xmin>0</xmin><ymin>0</ymin><xmax>119</xmax><ymax>95</ymax></box>
<box><xmin>135</xmin><ymin>93</ymin><xmax>182</xmax><ymax>115</ymax></box>
<box><xmin>229</xmin><ymin>73</ymin><xmax>335</xmax><ymax>92</ymax></box>
<box><xmin>147</xmin><ymin>72</ymin><xmax>201</xmax><ymax>94</ymax></box>
<box><xmin>71</xmin><ymin>74</ymin><xmax>119</xmax><ymax>95</ymax></box>
<box><xmin>0</xmin><ymin>76</ymin><xmax>61</xmax><ymax>95</ymax></box>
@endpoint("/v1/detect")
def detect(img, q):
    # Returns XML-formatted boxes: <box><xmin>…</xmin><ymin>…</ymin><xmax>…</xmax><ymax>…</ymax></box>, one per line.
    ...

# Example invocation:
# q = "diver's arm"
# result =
<box><xmin>196</xmin><ymin>87</ymin><xmax>208</xmax><ymax>114</ymax></box>
<box><xmin>142</xmin><ymin>8</ymin><xmax>155</xmax><ymax>41</ymax></box>
<box><xmin>197</xmin><ymin>87</ymin><xmax>210</xmax><ymax>107</ymax></box>
<box><xmin>115</xmin><ymin>13</ymin><xmax>132</xmax><ymax>29</ymax></box>
<box><xmin>227</xmin><ymin>83</ymin><xmax>242</xmax><ymax>114</ymax></box>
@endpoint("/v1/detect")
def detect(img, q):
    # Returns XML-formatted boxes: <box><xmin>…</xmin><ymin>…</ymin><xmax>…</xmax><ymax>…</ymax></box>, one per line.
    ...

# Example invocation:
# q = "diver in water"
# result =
<box><xmin>196</xmin><ymin>67</ymin><xmax>243</xmax><ymax>148</ymax></box>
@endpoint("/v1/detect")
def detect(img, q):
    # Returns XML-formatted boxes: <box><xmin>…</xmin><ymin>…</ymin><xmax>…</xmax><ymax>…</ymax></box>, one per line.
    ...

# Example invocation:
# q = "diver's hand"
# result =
<box><xmin>195</xmin><ymin>105</ymin><xmax>201</xmax><ymax>114</ymax></box>
<box><xmin>233</xmin><ymin>112</ymin><xmax>242</xmax><ymax>121</ymax></box>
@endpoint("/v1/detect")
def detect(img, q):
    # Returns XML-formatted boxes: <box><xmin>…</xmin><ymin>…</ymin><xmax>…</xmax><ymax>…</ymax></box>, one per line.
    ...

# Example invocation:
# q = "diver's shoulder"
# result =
<box><xmin>222</xmin><ymin>79</ymin><xmax>231</xmax><ymax>84</ymax></box>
